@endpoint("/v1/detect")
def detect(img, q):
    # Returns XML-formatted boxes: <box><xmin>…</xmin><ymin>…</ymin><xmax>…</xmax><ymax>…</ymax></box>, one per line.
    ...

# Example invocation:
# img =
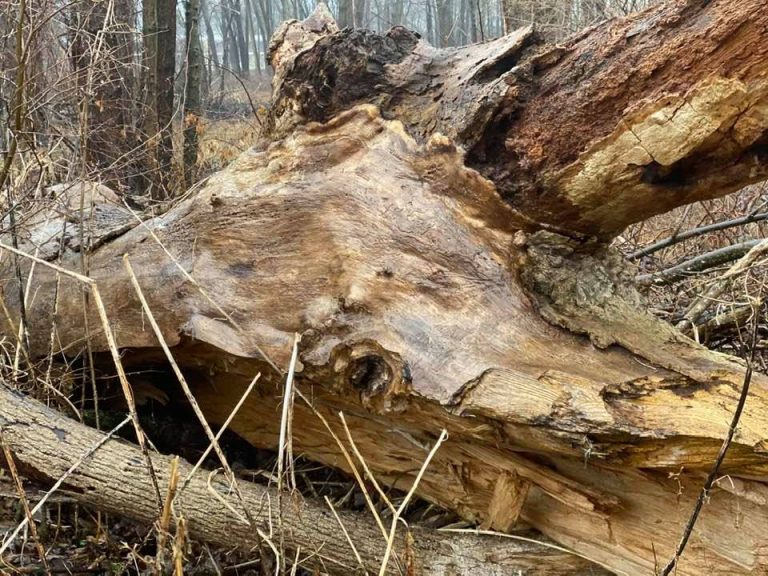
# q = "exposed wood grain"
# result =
<box><xmin>4</xmin><ymin>105</ymin><xmax>768</xmax><ymax>574</ymax></box>
<box><xmin>268</xmin><ymin>0</ymin><xmax>768</xmax><ymax>238</ymax></box>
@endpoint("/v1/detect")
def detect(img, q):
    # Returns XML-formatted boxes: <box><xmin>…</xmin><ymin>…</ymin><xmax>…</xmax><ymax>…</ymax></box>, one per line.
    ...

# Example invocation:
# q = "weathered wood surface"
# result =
<box><xmin>2</xmin><ymin>1</ymin><xmax>768</xmax><ymax>574</ymax></box>
<box><xmin>0</xmin><ymin>384</ymin><xmax>609</xmax><ymax>575</ymax></box>
<box><xmin>269</xmin><ymin>0</ymin><xmax>768</xmax><ymax>238</ymax></box>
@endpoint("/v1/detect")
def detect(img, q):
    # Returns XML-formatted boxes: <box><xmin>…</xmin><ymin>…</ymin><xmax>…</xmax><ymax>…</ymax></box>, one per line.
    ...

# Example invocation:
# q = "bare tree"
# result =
<box><xmin>155</xmin><ymin>0</ymin><xmax>177</xmax><ymax>195</ymax></box>
<box><xmin>69</xmin><ymin>0</ymin><xmax>138</xmax><ymax>190</ymax></box>
<box><xmin>183</xmin><ymin>0</ymin><xmax>203</xmax><ymax>186</ymax></box>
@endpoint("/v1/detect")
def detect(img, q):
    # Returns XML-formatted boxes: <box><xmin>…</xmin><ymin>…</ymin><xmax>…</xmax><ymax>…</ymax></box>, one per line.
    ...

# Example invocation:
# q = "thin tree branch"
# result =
<box><xmin>636</xmin><ymin>240</ymin><xmax>762</xmax><ymax>286</ymax></box>
<box><xmin>661</xmin><ymin>310</ymin><xmax>759</xmax><ymax>575</ymax></box>
<box><xmin>629</xmin><ymin>211</ymin><xmax>768</xmax><ymax>260</ymax></box>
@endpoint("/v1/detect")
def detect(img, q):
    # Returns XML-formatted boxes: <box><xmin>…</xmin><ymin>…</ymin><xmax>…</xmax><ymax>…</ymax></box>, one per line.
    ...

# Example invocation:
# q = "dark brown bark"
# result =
<box><xmin>69</xmin><ymin>0</ymin><xmax>137</xmax><ymax>191</ymax></box>
<box><xmin>436</xmin><ymin>0</ymin><xmax>455</xmax><ymax>47</ymax></box>
<box><xmin>183</xmin><ymin>0</ymin><xmax>203</xmax><ymax>186</ymax></box>
<box><xmin>251</xmin><ymin>0</ymin><xmax>272</xmax><ymax>72</ymax></box>
<box><xmin>244</xmin><ymin>0</ymin><xmax>261</xmax><ymax>73</ymax></box>
<box><xmin>201</xmin><ymin>0</ymin><xmax>218</xmax><ymax>96</ymax></box>
<box><xmin>337</xmin><ymin>0</ymin><xmax>354</xmax><ymax>28</ymax></box>
<box><xmin>201</xmin><ymin>0</ymin><xmax>219</xmax><ymax>68</ymax></box>
<box><xmin>232</xmin><ymin>0</ymin><xmax>250</xmax><ymax>76</ymax></box>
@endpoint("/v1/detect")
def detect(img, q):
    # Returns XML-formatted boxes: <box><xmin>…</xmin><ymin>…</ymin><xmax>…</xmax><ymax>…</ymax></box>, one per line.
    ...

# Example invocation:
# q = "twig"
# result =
<box><xmin>636</xmin><ymin>239</ymin><xmax>762</xmax><ymax>286</ymax></box>
<box><xmin>210</xmin><ymin>61</ymin><xmax>263</xmax><ymax>126</ymax></box>
<box><xmin>678</xmin><ymin>237</ymin><xmax>768</xmax><ymax>329</ymax></box>
<box><xmin>378</xmin><ymin>429</ymin><xmax>448</xmax><ymax>576</ymax></box>
<box><xmin>629</xmin><ymin>211</ymin><xmax>768</xmax><ymax>260</ymax></box>
<box><xmin>660</xmin><ymin>312</ymin><xmax>758</xmax><ymax>575</ymax></box>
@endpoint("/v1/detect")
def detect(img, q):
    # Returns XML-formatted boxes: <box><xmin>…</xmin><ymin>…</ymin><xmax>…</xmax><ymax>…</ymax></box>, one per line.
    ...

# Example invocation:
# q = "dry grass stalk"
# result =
<box><xmin>324</xmin><ymin>495</ymin><xmax>366</xmax><ymax>572</ymax></box>
<box><xmin>0</xmin><ymin>430</ymin><xmax>50</xmax><ymax>575</ymax></box>
<box><xmin>294</xmin><ymin>389</ymin><xmax>389</xmax><ymax>541</ymax></box>
<box><xmin>155</xmin><ymin>456</ymin><xmax>180</xmax><ymax>574</ymax></box>
<box><xmin>0</xmin><ymin>241</ymin><xmax>164</xmax><ymax>509</ymax></box>
<box><xmin>172</xmin><ymin>516</ymin><xmax>186</xmax><ymax>576</ymax></box>
<box><xmin>378</xmin><ymin>429</ymin><xmax>448</xmax><ymax>576</ymax></box>
<box><xmin>277</xmin><ymin>333</ymin><xmax>300</xmax><ymax>494</ymax></box>
<box><xmin>181</xmin><ymin>372</ymin><xmax>261</xmax><ymax>490</ymax></box>
<box><xmin>339</xmin><ymin>412</ymin><xmax>395</xmax><ymax>515</ymax></box>
<box><xmin>276</xmin><ymin>333</ymin><xmax>300</xmax><ymax>573</ymax></box>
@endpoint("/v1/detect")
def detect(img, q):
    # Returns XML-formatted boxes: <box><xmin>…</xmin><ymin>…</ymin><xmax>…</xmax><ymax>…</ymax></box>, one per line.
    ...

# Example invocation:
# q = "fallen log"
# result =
<box><xmin>0</xmin><ymin>383</ymin><xmax>607</xmax><ymax>575</ymax></box>
<box><xmin>2</xmin><ymin>1</ymin><xmax>768</xmax><ymax>574</ymax></box>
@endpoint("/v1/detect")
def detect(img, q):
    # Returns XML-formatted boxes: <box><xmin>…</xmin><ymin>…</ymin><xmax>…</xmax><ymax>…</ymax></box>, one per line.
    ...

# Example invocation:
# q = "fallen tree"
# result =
<box><xmin>3</xmin><ymin>0</ymin><xmax>768</xmax><ymax>574</ymax></box>
<box><xmin>0</xmin><ymin>383</ymin><xmax>606</xmax><ymax>575</ymax></box>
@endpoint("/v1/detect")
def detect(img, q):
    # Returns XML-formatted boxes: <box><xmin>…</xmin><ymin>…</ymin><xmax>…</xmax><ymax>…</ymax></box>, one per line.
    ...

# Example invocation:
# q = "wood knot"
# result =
<box><xmin>331</xmin><ymin>340</ymin><xmax>410</xmax><ymax>412</ymax></box>
<box><xmin>346</xmin><ymin>354</ymin><xmax>392</xmax><ymax>394</ymax></box>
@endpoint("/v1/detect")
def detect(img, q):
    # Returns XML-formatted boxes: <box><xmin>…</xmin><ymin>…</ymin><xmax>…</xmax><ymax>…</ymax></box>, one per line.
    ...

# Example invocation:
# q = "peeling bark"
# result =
<box><xmin>267</xmin><ymin>0</ymin><xmax>768</xmax><ymax>238</ymax></box>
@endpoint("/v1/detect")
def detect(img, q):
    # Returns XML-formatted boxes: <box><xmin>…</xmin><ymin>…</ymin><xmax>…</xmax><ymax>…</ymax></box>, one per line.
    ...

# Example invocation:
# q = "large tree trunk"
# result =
<box><xmin>3</xmin><ymin>1</ymin><xmax>768</xmax><ymax>575</ymax></box>
<box><xmin>183</xmin><ymin>0</ymin><xmax>203</xmax><ymax>187</ymax></box>
<box><xmin>69</xmin><ymin>0</ymin><xmax>137</xmax><ymax>191</ymax></box>
<box><xmin>156</xmin><ymin>0</ymin><xmax>177</xmax><ymax>195</ymax></box>
<box><xmin>0</xmin><ymin>384</ymin><xmax>607</xmax><ymax>575</ymax></box>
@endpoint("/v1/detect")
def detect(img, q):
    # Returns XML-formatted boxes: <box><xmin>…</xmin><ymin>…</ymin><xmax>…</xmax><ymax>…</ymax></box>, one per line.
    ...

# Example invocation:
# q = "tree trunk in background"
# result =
<box><xmin>6</xmin><ymin>2</ymin><xmax>768</xmax><ymax>575</ymax></box>
<box><xmin>183</xmin><ymin>0</ymin><xmax>202</xmax><ymax>187</ymax></box>
<box><xmin>426</xmin><ymin>0</ymin><xmax>435</xmax><ymax>44</ymax></box>
<box><xmin>337</xmin><ymin>0</ymin><xmax>353</xmax><ymax>28</ymax></box>
<box><xmin>201</xmin><ymin>0</ymin><xmax>218</xmax><ymax>93</ymax></box>
<box><xmin>354</xmin><ymin>0</ymin><xmax>368</xmax><ymax>28</ymax></box>
<box><xmin>69</xmin><ymin>0</ymin><xmax>137</xmax><ymax>192</ymax></box>
<box><xmin>391</xmin><ymin>0</ymin><xmax>404</xmax><ymax>26</ymax></box>
<box><xmin>155</xmin><ymin>0</ymin><xmax>176</xmax><ymax>197</ymax></box>
<box><xmin>141</xmin><ymin>0</ymin><xmax>162</xmax><ymax>197</ymax></box>
<box><xmin>244</xmin><ymin>0</ymin><xmax>260</xmax><ymax>74</ymax></box>
<box><xmin>232</xmin><ymin>0</ymin><xmax>249</xmax><ymax>77</ymax></box>
<box><xmin>257</xmin><ymin>0</ymin><xmax>273</xmax><ymax>37</ymax></box>
<box><xmin>469</xmin><ymin>0</ymin><xmax>479</xmax><ymax>41</ymax></box>
<box><xmin>281</xmin><ymin>0</ymin><xmax>293</xmax><ymax>21</ymax></box>
<box><xmin>252</xmin><ymin>0</ymin><xmax>272</xmax><ymax>72</ymax></box>
<box><xmin>0</xmin><ymin>4</ymin><xmax>16</xmax><ymax>158</ymax></box>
